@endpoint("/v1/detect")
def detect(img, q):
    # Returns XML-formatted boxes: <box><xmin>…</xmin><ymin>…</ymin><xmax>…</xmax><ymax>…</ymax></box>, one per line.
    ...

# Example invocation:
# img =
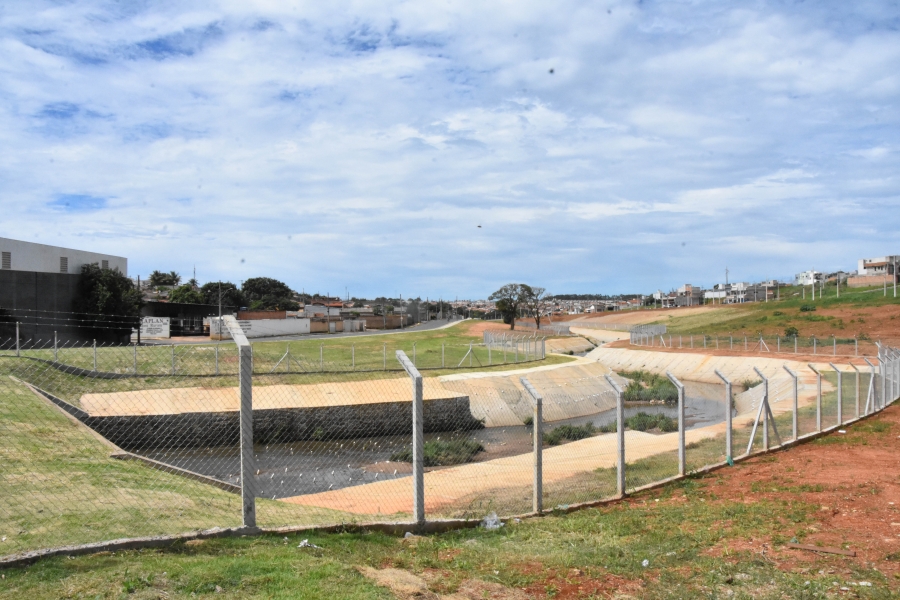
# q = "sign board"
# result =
<box><xmin>140</xmin><ymin>317</ymin><xmax>170</xmax><ymax>339</ymax></box>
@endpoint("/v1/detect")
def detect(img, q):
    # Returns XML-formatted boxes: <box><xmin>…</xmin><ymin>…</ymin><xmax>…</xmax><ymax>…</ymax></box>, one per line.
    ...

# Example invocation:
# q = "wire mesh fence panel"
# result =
<box><xmin>683</xmin><ymin>382</ymin><xmax>732</xmax><ymax>473</ymax></box>
<box><xmin>0</xmin><ymin>341</ymin><xmax>244</xmax><ymax>556</ymax></box>
<box><xmin>248</xmin><ymin>369</ymin><xmax>416</xmax><ymax>528</ymax></box>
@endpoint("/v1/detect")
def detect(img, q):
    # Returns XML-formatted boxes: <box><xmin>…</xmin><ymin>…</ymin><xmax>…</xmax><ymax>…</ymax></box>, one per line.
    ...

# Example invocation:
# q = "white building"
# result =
<box><xmin>0</xmin><ymin>237</ymin><xmax>127</xmax><ymax>275</ymax></box>
<box><xmin>858</xmin><ymin>256</ymin><xmax>898</xmax><ymax>277</ymax></box>
<box><xmin>794</xmin><ymin>270</ymin><xmax>821</xmax><ymax>286</ymax></box>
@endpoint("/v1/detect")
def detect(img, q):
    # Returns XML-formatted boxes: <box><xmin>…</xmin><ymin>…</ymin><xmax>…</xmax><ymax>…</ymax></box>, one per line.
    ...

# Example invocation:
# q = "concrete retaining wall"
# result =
<box><xmin>79</xmin><ymin>396</ymin><xmax>483</xmax><ymax>450</ymax></box>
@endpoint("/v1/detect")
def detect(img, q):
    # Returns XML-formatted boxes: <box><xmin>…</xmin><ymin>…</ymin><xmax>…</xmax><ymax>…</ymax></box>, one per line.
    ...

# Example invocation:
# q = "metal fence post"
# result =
<box><xmin>855</xmin><ymin>337</ymin><xmax>858</xmax><ymax>357</ymax></box>
<box><xmin>666</xmin><ymin>371</ymin><xmax>686</xmax><ymax>476</ymax></box>
<box><xmin>171</xmin><ymin>344</ymin><xmax>175</xmax><ymax>375</ymax></box>
<box><xmin>15</xmin><ymin>322</ymin><xmax>20</xmax><ymax>357</ymax></box>
<box><xmin>320</xmin><ymin>344</ymin><xmax>323</xmax><ymax>371</ymax></box>
<box><xmin>215</xmin><ymin>342</ymin><xmax>219</xmax><ymax>376</ymax></box>
<box><xmin>833</xmin><ymin>336</ymin><xmax>836</xmax><ymax>356</ymax></box>
<box><xmin>605</xmin><ymin>375</ymin><xmax>626</xmax><ymax>496</ymax></box>
<box><xmin>224</xmin><ymin>316</ymin><xmax>256</xmax><ymax>528</ymax></box>
<box><xmin>352</xmin><ymin>344</ymin><xmax>355</xmax><ymax>368</ymax></box>
<box><xmin>777</xmin><ymin>336</ymin><xmax>780</xmax><ymax>353</ymax></box>
<box><xmin>133</xmin><ymin>343</ymin><xmax>137</xmax><ymax>374</ymax></box>
<box><xmin>850</xmin><ymin>363</ymin><xmax>860</xmax><ymax>419</ymax></box>
<box><xmin>397</xmin><ymin>350</ymin><xmax>424</xmax><ymax>526</ymax></box>
<box><xmin>515</xmin><ymin>341</ymin><xmax>519</xmax><ymax>363</ymax></box>
<box><xmin>809</xmin><ymin>364</ymin><xmax>822</xmax><ymax>431</ymax></box>
<box><xmin>488</xmin><ymin>343</ymin><xmax>492</xmax><ymax>365</ymax></box>
<box><xmin>829</xmin><ymin>363</ymin><xmax>842</xmax><ymax>425</ymax></box>
<box><xmin>53</xmin><ymin>331</ymin><xmax>58</xmax><ymax>361</ymax></box>
<box><xmin>441</xmin><ymin>343</ymin><xmax>445</xmax><ymax>368</ymax></box>
<box><xmin>714</xmin><ymin>369</ymin><xmax>733</xmax><ymax>461</ymax></box>
<box><xmin>795</xmin><ymin>337</ymin><xmax>798</xmax><ymax>354</ymax></box>
<box><xmin>813</xmin><ymin>336</ymin><xmax>817</xmax><ymax>354</ymax></box>
<box><xmin>784</xmin><ymin>366</ymin><xmax>798</xmax><ymax>441</ymax></box>
<box><xmin>521</xmin><ymin>378</ymin><xmax>543</xmax><ymax>513</ymax></box>
<box><xmin>93</xmin><ymin>339</ymin><xmax>97</xmax><ymax>372</ymax></box>
<box><xmin>383</xmin><ymin>343</ymin><xmax>387</xmax><ymax>370</ymax></box>
<box><xmin>413</xmin><ymin>342</ymin><xmax>417</xmax><ymax>366</ymax></box>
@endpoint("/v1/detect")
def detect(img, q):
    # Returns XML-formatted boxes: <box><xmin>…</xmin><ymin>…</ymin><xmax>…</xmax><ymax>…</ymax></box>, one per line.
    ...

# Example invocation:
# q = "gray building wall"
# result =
<box><xmin>0</xmin><ymin>237</ymin><xmax>127</xmax><ymax>275</ymax></box>
<box><xmin>0</xmin><ymin>270</ymin><xmax>84</xmax><ymax>343</ymax></box>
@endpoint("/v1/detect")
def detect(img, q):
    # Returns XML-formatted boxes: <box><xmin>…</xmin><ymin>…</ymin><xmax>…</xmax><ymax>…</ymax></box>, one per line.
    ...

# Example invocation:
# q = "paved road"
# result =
<box><xmin>137</xmin><ymin>317</ymin><xmax>470</xmax><ymax>345</ymax></box>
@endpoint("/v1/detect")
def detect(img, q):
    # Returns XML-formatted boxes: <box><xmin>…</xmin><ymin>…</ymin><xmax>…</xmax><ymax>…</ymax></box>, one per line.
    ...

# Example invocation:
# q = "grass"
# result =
<box><xmin>0</xmin><ymin>320</ymin><xmax>575</xmax><ymax>383</ymax></box>
<box><xmin>0</xmin><ymin>375</ymin><xmax>399</xmax><ymax>557</ymax></box>
<box><xmin>543</xmin><ymin>423</ymin><xmax>597</xmax><ymax>445</ymax></box>
<box><xmin>649</xmin><ymin>283</ymin><xmax>900</xmax><ymax>342</ymax></box>
<box><xmin>1</xmin><ymin>460</ymin><xmax>892</xmax><ymax>599</ymax></box>
<box><xmin>389</xmin><ymin>439</ymin><xmax>485</xmax><ymax>466</ymax></box>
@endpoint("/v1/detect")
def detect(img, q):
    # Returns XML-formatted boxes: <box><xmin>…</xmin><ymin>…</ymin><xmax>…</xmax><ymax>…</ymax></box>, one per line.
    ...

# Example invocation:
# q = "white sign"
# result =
<box><xmin>140</xmin><ymin>317</ymin><xmax>170</xmax><ymax>339</ymax></box>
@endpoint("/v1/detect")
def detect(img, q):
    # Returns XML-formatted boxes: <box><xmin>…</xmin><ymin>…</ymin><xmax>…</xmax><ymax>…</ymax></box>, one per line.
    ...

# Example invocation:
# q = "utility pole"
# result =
<box><xmin>895</xmin><ymin>256</ymin><xmax>897</xmax><ymax>298</ymax></box>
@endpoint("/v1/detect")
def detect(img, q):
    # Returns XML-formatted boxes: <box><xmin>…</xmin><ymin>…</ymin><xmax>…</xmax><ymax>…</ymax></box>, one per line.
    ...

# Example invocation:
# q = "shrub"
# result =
<box><xmin>543</xmin><ymin>423</ymin><xmax>597</xmax><ymax>445</ymax></box>
<box><xmin>739</xmin><ymin>378</ymin><xmax>762</xmax><ymax>389</ymax></box>
<box><xmin>625</xmin><ymin>412</ymin><xmax>677</xmax><ymax>432</ymax></box>
<box><xmin>784</xmin><ymin>326</ymin><xmax>799</xmax><ymax>337</ymax></box>
<box><xmin>799</xmin><ymin>305</ymin><xmax>816</xmax><ymax>312</ymax></box>
<box><xmin>773</xmin><ymin>311</ymin><xmax>785</xmax><ymax>316</ymax></box>
<box><xmin>858</xmin><ymin>332</ymin><xmax>871</xmax><ymax>341</ymax></box>
<box><xmin>390</xmin><ymin>439</ymin><xmax>485</xmax><ymax>466</ymax></box>
<box><xmin>617</xmin><ymin>370</ymin><xmax>678</xmax><ymax>405</ymax></box>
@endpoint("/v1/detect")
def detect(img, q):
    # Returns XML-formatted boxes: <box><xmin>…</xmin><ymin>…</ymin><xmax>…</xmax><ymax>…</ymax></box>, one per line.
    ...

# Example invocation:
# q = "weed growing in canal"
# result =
<box><xmin>390</xmin><ymin>439</ymin><xmax>485</xmax><ymax>466</ymax></box>
<box><xmin>543</xmin><ymin>423</ymin><xmax>597</xmax><ymax>445</ymax></box>
<box><xmin>617</xmin><ymin>370</ymin><xmax>678</xmax><ymax>404</ymax></box>
<box><xmin>626</xmin><ymin>411</ymin><xmax>677</xmax><ymax>432</ymax></box>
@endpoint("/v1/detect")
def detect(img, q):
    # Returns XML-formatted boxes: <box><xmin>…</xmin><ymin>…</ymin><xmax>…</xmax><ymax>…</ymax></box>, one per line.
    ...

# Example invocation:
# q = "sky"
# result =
<box><xmin>1</xmin><ymin>1</ymin><xmax>899</xmax><ymax>299</ymax></box>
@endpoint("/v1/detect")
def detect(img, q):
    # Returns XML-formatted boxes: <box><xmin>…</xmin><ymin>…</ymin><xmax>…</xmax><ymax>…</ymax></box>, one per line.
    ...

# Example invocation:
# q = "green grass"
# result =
<box><xmin>1</xmin><ymin>472</ymin><xmax>893</xmax><ymax>599</ymax></box>
<box><xmin>0</xmin><ymin>376</ymin><xmax>393</xmax><ymax>557</ymax></box>
<box><xmin>652</xmin><ymin>283</ymin><xmax>900</xmax><ymax>340</ymax></box>
<box><xmin>543</xmin><ymin>423</ymin><xmax>598</xmax><ymax>445</ymax></box>
<box><xmin>389</xmin><ymin>439</ymin><xmax>485</xmax><ymax>466</ymax></box>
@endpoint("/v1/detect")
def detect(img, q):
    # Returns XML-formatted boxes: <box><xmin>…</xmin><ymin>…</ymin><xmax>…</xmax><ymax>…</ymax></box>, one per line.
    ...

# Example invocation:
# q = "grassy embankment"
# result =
<box><xmin>2</xmin><ymin>401</ymin><xmax>896</xmax><ymax>599</ymax></box>
<box><xmin>644</xmin><ymin>284</ymin><xmax>900</xmax><ymax>347</ymax></box>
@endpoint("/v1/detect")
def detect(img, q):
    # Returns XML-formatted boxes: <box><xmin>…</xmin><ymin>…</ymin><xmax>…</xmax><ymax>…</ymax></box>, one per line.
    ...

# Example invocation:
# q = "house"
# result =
<box><xmin>794</xmin><ymin>271</ymin><xmax>822</xmax><ymax>286</ymax></box>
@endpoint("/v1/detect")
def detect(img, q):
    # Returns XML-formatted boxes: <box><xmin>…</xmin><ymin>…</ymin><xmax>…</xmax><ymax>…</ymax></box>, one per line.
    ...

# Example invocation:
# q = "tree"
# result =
<box><xmin>200</xmin><ymin>281</ymin><xmax>245</xmax><ymax>308</ymax></box>
<box><xmin>148</xmin><ymin>270</ymin><xmax>180</xmax><ymax>287</ymax></box>
<box><xmin>74</xmin><ymin>264</ymin><xmax>143</xmax><ymax>341</ymax></box>
<box><xmin>488</xmin><ymin>283</ymin><xmax>531</xmax><ymax>330</ymax></box>
<box><xmin>168</xmin><ymin>284</ymin><xmax>204</xmax><ymax>304</ymax></box>
<box><xmin>523</xmin><ymin>286</ymin><xmax>551</xmax><ymax>330</ymax></box>
<box><xmin>241</xmin><ymin>277</ymin><xmax>299</xmax><ymax>311</ymax></box>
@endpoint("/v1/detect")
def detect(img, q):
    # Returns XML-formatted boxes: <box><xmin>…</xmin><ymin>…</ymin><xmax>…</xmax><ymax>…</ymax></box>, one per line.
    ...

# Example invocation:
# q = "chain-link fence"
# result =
<box><xmin>1</xmin><ymin>314</ymin><xmax>897</xmax><ymax>562</ymax></box>
<box><xmin>631</xmin><ymin>331</ymin><xmax>876</xmax><ymax>357</ymax></box>
<box><xmin>516</xmin><ymin>321</ymin><xmax>667</xmax><ymax>336</ymax></box>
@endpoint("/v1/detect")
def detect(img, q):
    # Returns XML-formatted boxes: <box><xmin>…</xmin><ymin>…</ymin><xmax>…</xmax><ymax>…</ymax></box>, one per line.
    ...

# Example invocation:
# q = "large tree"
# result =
<box><xmin>241</xmin><ymin>277</ymin><xmax>299</xmax><ymax>311</ymax></box>
<box><xmin>522</xmin><ymin>286</ymin><xmax>551</xmax><ymax>330</ymax></box>
<box><xmin>489</xmin><ymin>283</ymin><xmax>531</xmax><ymax>329</ymax></box>
<box><xmin>168</xmin><ymin>284</ymin><xmax>204</xmax><ymax>304</ymax></box>
<box><xmin>148</xmin><ymin>270</ymin><xmax>180</xmax><ymax>287</ymax></box>
<box><xmin>74</xmin><ymin>264</ymin><xmax>143</xmax><ymax>341</ymax></box>
<box><xmin>200</xmin><ymin>281</ymin><xmax>245</xmax><ymax>309</ymax></box>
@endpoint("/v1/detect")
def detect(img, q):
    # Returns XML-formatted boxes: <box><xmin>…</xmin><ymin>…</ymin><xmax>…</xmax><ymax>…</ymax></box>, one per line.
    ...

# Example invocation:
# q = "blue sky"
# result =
<box><xmin>1</xmin><ymin>1</ymin><xmax>898</xmax><ymax>298</ymax></box>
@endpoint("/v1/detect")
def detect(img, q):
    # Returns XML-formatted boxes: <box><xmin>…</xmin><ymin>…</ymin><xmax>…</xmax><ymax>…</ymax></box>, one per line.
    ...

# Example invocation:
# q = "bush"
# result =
<box><xmin>784</xmin><ymin>326</ymin><xmax>799</xmax><ymax>337</ymax></box>
<box><xmin>625</xmin><ymin>412</ymin><xmax>677</xmax><ymax>432</ymax></box>
<box><xmin>618</xmin><ymin>370</ymin><xmax>678</xmax><ymax>405</ymax></box>
<box><xmin>390</xmin><ymin>439</ymin><xmax>485</xmax><ymax>466</ymax></box>
<box><xmin>543</xmin><ymin>423</ymin><xmax>597</xmax><ymax>446</ymax></box>
<box><xmin>799</xmin><ymin>305</ymin><xmax>816</xmax><ymax>312</ymax></box>
<box><xmin>739</xmin><ymin>378</ymin><xmax>762</xmax><ymax>389</ymax></box>
<box><xmin>773</xmin><ymin>311</ymin><xmax>785</xmax><ymax>316</ymax></box>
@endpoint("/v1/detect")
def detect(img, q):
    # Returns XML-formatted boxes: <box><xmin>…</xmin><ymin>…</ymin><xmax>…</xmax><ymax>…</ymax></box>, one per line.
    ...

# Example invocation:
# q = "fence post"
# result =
<box><xmin>215</xmin><ymin>343</ymin><xmax>219</xmax><ymax>376</ymax></box>
<box><xmin>878</xmin><ymin>346</ymin><xmax>886</xmax><ymax>410</ymax></box>
<box><xmin>605</xmin><ymin>374</ymin><xmax>626</xmax><ymax>496</ymax></box>
<box><xmin>864</xmin><ymin>357</ymin><xmax>876</xmax><ymax>415</ymax></box>
<box><xmin>397</xmin><ymin>350</ymin><xmax>424</xmax><ymax>527</ymax></box>
<box><xmin>784</xmin><ymin>366</ymin><xmax>798</xmax><ymax>441</ymax></box>
<box><xmin>413</xmin><ymin>342</ymin><xmax>417</xmax><ymax>366</ymax></box>
<box><xmin>383</xmin><ymin>344</ymin><xmax>387</xmax><ymax>370</ymax></box>
<box><xmin>714</xmin><ymin>369</ymin><xmax>733</xmax><ymax>461</ymax></box>
<box><xmin>666</xmin><ymin>371</ymin><xmax>686</xmax><ymax>476</ymax></box>
<box><xmin>833</xmin><ymin>336</ymin><xmax>836</xmax><ymax>356</ymax></box>
<box><xmin>515</xmin><ymin>341</ymin><xmax>519</xmax><ymax>363</ymax></box>
<box><xmin>171</xmin><ymin>344</ymin><xmax>175</xmax><ymax>375</ymax></box>
<box><xmin>795</xmin><ymin>337</ymin><xmax>797</xmax><ymax>354</ymax></box>
<box><xmin>850</xmin><ymin>363</ymin><xmax>860</xmax><ymax>419</ymax></box>
<box><xmin>809</xmin><ymin>364</ymin><xmax>822</xmax><ymax>432</ymax></box>
<box><xmin>759</xmin><ymin>369</ymin><xmax>769</xmax><ymax>450</ymax></box>
<box><xmin>223</xmin><ymin>316</ymin><xmax>255</xmax><ymax>528</ymax></box>
<box><xmin>93</xmin><ymin>339</ymin><xmax>97</xmax><ymax>372</ymax></box>
<box><xmin>855</xmin><ymin>337</ymin><xmax>858</xmax><ymax>356</ymax></box>
<box><xmin>442</xmin><ymin>344</ymin><xmax>445</xmax><ymax>368</ymax></box>
<box><xmin>320</xmin><ymin>344</ymin><xmax>323</xmax><ymax>371</ymax></box>
<box><xmin>521</xmin><ymin>377</ymin><xmax>543</xmax><ymax>513</ymax></box>
<box><xmin>777</xmin><ymin>336</ymin><xmax>780</xmax><ymax>353</ymax></box>
<box><xmin>813</xmin><ymin>336</ymin><xmax>817</xmax><ymax>355</ymax></box>
<box><xmin>829</xmin><ymin>363</ymin><xmax>842</xmax><ymax>425</ymax></box>
<box><xmin>744</xmin><ymin>336</ymin><xmax>747</xmax><ymax>351</ymax></box>
<box><xmin>133</xmin><ymin>343</ymin><xmax>138</xmax><ymax>374</ymax></box>
<box><xmin>352</xmin><ymin>344</ymin><xmax>355</xmax><ymax>368</ymax></box>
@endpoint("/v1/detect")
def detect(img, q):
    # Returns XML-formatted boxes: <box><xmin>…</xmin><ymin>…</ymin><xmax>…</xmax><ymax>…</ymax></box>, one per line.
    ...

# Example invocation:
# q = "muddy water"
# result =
<box><xmin>139</xmin><ymin>386</ymin><xmax>730</xmax><ymax>499</ymax></box>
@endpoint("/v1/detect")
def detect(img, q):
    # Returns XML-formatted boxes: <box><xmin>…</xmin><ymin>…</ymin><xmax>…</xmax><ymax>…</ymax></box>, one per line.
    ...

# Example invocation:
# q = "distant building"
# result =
<box><xmin>0</xmin><ymin>237</ymin><xmax>129</xmax><ymax>343</ymax></box>
<box><xmin>794</xmin><ymin>271</ymin><xmax>822</xmax><ymax>286</ymax></box>
<box><xmin>857</xmin><ymin>256</ymin><xmax>898</xmax><ymax>277</ymax></box>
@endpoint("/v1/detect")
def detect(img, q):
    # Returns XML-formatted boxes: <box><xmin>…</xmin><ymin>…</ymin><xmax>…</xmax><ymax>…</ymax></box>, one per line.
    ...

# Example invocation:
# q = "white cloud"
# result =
<box><xmin>0</xmin><ymin>1</ymin><xmax>898</xmax><ymax>296</ymax></box>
